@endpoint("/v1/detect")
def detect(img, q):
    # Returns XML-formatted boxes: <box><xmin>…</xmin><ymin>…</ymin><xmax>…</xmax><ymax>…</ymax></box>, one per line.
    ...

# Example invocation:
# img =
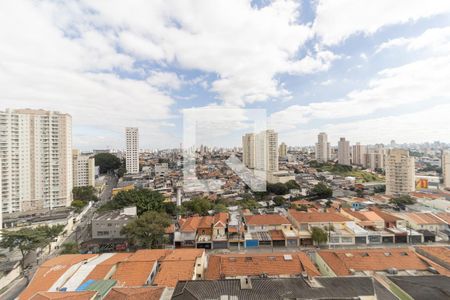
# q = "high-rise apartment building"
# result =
<box><xmin>315</xmin><ymin>132</ymin><xmax>330</xmax><ymax>163</ymax></box>
<box><xmin>72</xmin><ymin>149</ymin><xmax>95</xmax><ymax>187</ymax></box>
<box><xmin>0</xmin><ymin>109</ymin><xmax>72</xmax><ymax>213</ymax></box>
<box><xmin>279</xmin><ymin>142</ymin><xmax>287</xmax><ymax>158</ymax></box>
<box><xmin>125</xmin><ymin>127</ymin><xmax>139</xmax><ymax>174</ymax></box>
<box><xmin>385</xmin><ymin>149</ymin><xmax>415</xmax><ymax>195</ymax></box>
<box><xmin>242</xmin><ymin>130</ymin><xmax>278</xmax><ymax>172</ymax></box>
<box><xmin>352</xmin><ymin>143</ymin><xmax>367</xmax><ymax>166</ymax></box>
<box><xmin>442</xmin><ymin>150</ymin><xmax>450</xmax><ymax>190</ymax></box>
<box><xmin>337</xmin><ymin>137</ymin><xmax>351</xmax><ymax>165</ymax></box>
<box><xmin>364</xmin><ymin>145</ymin><xmax>386</xmax><ymax>170</ymax></box>
<box><xmin>242</xmin><ymin>133</ymin><xmax>256</xmax><ymax>169</ymax></box>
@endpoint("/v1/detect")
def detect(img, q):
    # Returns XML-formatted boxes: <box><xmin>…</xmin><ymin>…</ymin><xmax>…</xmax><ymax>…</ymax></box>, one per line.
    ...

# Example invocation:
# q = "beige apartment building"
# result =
<box><xmin>443</xmin><ymin>150</ymin><xmax>450</xmax><ymax>190</ymax></box>
<box><xmin>0</xmin><ymin>109</ymin><xmax>72</xmax><ymax>213</ymax></box>
<box><xmin>337</xmin><ymin>137</ymin><xmax>351</xmax><ymax>165</ymax></box>
<box><xmin>315</xmin><ymin>132</ymin><xmax>330</xmax><ymax>163</ymax></box>
<box><xmin>279</xmin><ymin>142</ymin><xmax>287</xmax><ymax>158</ymax></box>
<box><xmin>385</xmin><ymin>149</ymin><xmax>415</xmax><ymax>195</ymax></box>
<box><xmin>242</xmin><ymin>129</ymin><xmax>278</xmax><ymax>172</ymax></box>
<box><xmin>72</xmin><ymin>149</ymin><xmax>95</xmax><ymax>187</ymax></box>
<box><xmin>352</xmin><ymin>142</ymin><xmax>367</xmax><ymax>166</ymax></box>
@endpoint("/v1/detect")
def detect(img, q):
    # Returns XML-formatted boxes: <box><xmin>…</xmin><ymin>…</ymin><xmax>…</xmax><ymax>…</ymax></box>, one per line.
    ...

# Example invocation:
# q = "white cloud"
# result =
<box><xmin>270</xmin><ymin>54</ymin><xmax>450</xmax><ymax>130</ymax></box>
<box><xmin>146</xmin><ymin>71</ymin><xmax>183</xmax><ymax>90</ymax></box>
<box><xmin>376</xmin><ymin>26</ymin><xmax>450</xmax><ymax>54</ymax></box>
<box><xmin>78</xmin><ymin>0</ymin><xmax>334</xmax><ymax>106</ymax></box>
<box><xmin>313</xmin><ymin>0</ymin><xmax>450</xmax><ymax>45</ymax></box>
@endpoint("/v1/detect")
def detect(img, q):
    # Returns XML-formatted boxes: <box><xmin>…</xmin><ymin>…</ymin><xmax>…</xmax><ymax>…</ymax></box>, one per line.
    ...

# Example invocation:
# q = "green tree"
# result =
<box><xmin>101</xmin><ymin>189</ymin><xmax>165</xmax><ymax>216</ymax></box>
<box><xmin>374</xmin><ymin>185</ymin><xmax>386</xmax><ymax>193</ymax></box>
<box><xmin>60</xmin><ymin>242</ymin><xmax>79</xmax><ymax>254</ymax></box>
<box><xmin>94</xmin><ymin>153</ymin><xmax>121</xmax><ymax>174</ymax></box>
<box><xmin>214</xmin><ymin>203</ymin><xmax>228</xmax><ymax>213</ymax></box>
<box><xmin>309</xmin><ymin>182</ymin><xmax>333</xmax><ymax>199</ymax></box>
<box><xmin>267</xmin><ymin>183</ymin><xmax>289</xmax><ymax>195</ymax></box>
<box><xmin>163</xmin><ymin>201</ymin><xmax>177</xmax><ymax>216</ymax></box>
<box><xmin>273</xmin><ymin>196</ymin><xmax>286</xmax><ymax>206</ymax></box>
<box><xmin>121</xmin><ymin>211</ymin><xmax>171</xmax><ymax>249</ymax></box>
<box><xmin>182</xmin><ymin>198</ymin><xmax>212</xmax><ymax>216</ymax></box>
<box><xmin>39</xmin><ymin>225</ymin><xmax>65</xmax><ymax>254</ymax></box>
<box><xmin>117</xmin><ymin>158</ymin><xmax>127</xmax><ymax>178</ymax></box>
<box><xmin>240</xmin><ymin>199</ymin><xmax>260</xmax><ymax>210</ymax></box>
<box><xmin>311</xmin><ymin>227</ymin><xmax>328</xmax><ymax>246</ymax></box>
<box><xmin>73</xmin><ymin>186</ymin><xmax>99</xmax><ymax>202</ymax></box>
<box><xmin>390</xmin><ymin>195</ymin><xmax>416</xmax><ymax>207</ymax></box>
<box><xmin>71</xmin><ymin>200</ymin><xmax>87</xmax><ymax>213</ymax></box>
<box><xmin>0</xmin><ymin>228</ymin><xmax>47</xmax><ymax>270</ymax></box>
<box><xmin>285</xmin><ymin>180</ymin><xmax>300</xmax><ymax>190</ymax></box>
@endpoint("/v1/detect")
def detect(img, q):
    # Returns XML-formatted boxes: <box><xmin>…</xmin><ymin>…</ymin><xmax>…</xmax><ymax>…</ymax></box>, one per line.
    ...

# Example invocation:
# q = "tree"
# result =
<box><xmin>61</xmin><ymin>242</ymin><xmax>79</xmax><ymax>254</ymax></box>
<box><xmin>73</xmin><ymin>186</ymin><xmax>98</xmax><ymax>202</ymax></box>
<box><xmin>182</xmin><ymin>198</ymin><xmax>212</xmax><ymax>216</ymax></box>
<box><xmin>71</xmin><ymin>200</ymin><xmax>87</xmax><ymax>213</ymax></box>
<box><xmin>273</xmin><ymin>196</ymin><xmax>286</xmax><ymax>207</ymax></box>
<box><xmin>94</xmin><ymin>153</ymin><xmax>121</xmax><ymax>174</ymax></box>
<box><xmin>117</xmin><ymin>158</ymin><xmax>127</xmax><ymax>178</ymax></box>
<box><xmin>214</xmin><ymin>203</ymin><xmax>228</xmax><ymax>213</ymax></box>
<box><xmin>309</xmin><ymin>182</ymin><xmax>333</xmax><ymax>199</ymax></box>
<box><xmin>390</xmin><ymin>195</ymin><xmax>416</xmax><ymax>207</ymax></box>
<box><xmin>374</xmin><ymin>185</ymin><xmax>386</xmax><ymax>193</ymax></box>
<box><xmin>39</xmin><ymin>225</ymin><xmax>65</xmax><ymax>254</ymax></box>
<box><xmin>121</xmin><ymin>211</ymin><xmax>171</xmax><ymax>249</ymax></box>
<box><xmin>0</xmin><ymin>228</ymin><xmax>47</xmax><ymax>270</ymax></box>
<box><xmin>311</xmin><ymin>227</ymin><xmax>328</xmax><ymax>246</ymax></box>
<box><xmin>285</xmin><ymin>180</ymin><xmax>300</xmax><ymax>190</ymax></box>
<box><xmin>101</xmin><ymin>189</ymin><xmax>165</xmax><ymax>216</ymax></box>
<box><xmin>240</xmin><ymin>199</ymin><xmax>260</xmax><ymax>210</ymax></box>
<box><xmin>267</xmin><ymin>183</ymin><xmax>289</xmax><ymax>195</ymax></box>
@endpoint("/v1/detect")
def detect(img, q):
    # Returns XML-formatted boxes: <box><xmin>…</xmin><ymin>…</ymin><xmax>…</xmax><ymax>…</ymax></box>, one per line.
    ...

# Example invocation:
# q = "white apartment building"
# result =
<box><xmin>385</xmin><ymin>149</ymin><xmax>415</xmax><ymax>195</ymax></box>
<box><xmin>242</xmin><ymin>130</ymin><xmax>278</xmax><ymax>172</ymax></box>
<box><xmin>315</xmin><ymin>132</ymin><xmax>330</xmax><ymax>163</ymax></box>
<box><xmin>279</xmin><ymin>142</ymin><xmax>287</xmax><ymax>158</ymax></box>
<box><xmin>0</xmin><ymin>109</ymin><xmax>72</xmax><ymax>213</ymax></box>
<box><xmin>442</xmin><ymin>150</ymin><xmax>450</xmax><ymax>190</ymax></box>
<box><xmin>125</xmin><ymin>127</ymin><xmax>139</xmax><ymax>174</ymax></box>
<box><xmin>337</xmin><ymin>137</ymin><xmax>351</xmax><ymax>165</ymax></box>
<box><xmin>72</xmin><ymin>149</ymin><xmax>95</xmax><ymax>187</ymax></box>
<box><xmin>352</xmin><ymin>143</ymin><xmax>367</xmax><ymax>166</ymax></box>
<box><xmin>242</xmin><ymin>133</ymin><xmax>256</xmax><ymax>169</ymax></box>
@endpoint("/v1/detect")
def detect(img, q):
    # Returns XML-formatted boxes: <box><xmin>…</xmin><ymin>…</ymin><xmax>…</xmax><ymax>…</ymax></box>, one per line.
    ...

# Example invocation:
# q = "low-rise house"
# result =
<box><xmin>205</xmin><ymin>252</ymin><xmax>320</xmax><ymax>280</ymax></box>
<box><xmin>212</xmin><ymin>212</ymin><xmax>228</xmax><ymax>249</ymax></box>
<box><xmin>244</xmin><ymin>214</ymin><xmax>298</xmax><ymax>247</ymax></box>
<box><xmin>394</xmin><ymin>212</ymin><xmax>447</xmax><ymax>233</ymax></box>
<box><xmin>315</xmin><ymin>248</ymin><xmax>434</xmax><ymax>277</ymax></box>
<box><xmin>287</xmin><ymin>210</ymin><xmax>361</xmax><ymax>246</ymax></box>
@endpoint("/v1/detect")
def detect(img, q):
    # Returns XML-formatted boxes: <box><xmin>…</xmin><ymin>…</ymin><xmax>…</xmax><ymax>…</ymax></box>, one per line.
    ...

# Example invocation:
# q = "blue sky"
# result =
<box><xmin>1</xmin><ymin>0</ymin><xmax>450</xmax><ymax>150</ymax></box>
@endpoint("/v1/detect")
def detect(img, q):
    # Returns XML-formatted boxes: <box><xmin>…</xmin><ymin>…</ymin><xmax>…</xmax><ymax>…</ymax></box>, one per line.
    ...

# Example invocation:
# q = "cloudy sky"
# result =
<box><xmin>1</xmin><ymin>0</ymin><xmax>450</xmax><ymax>150</ymax></box>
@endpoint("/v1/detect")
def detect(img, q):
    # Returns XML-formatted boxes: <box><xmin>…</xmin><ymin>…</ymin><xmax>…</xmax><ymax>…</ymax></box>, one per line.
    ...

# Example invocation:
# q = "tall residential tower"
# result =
<box><xmin>315</xmin><ymin>132</ymin><xmax>330</xmax><ymax>163</ymax></box>
<box><xmin>337</xmin><ymin>137</ymin><xmax>351</xmax><ymax>165</ymax></box>
<box><xmin>0</xmin><ymin>109</ymin><xmax>72</xmax><ymax>213</ymax></box>
<box><xmin>125</xmin><ymin>127</ymin><xmax>139</xmax><ymax>174</ymax></box>
<box><xmin>443</xmin><ymin>150</ymin><xmax>450</xmax><ymax>190</ymax></box>
<box><xmin>385</xmin><ymin>149</ymin><xmax>415</xmax><ymax>195</ymax></box>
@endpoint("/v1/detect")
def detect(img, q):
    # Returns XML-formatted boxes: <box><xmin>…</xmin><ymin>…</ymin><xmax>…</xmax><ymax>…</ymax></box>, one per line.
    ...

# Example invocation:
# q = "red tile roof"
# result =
<box><xmin>245</xmin><ymin>214</ymin><xmax>291</xmax><ymax>226</ymax></box>
<box><xmin>20</xmin><ymin>254</ymin><xmax>97</xmax><ymax>300</ymax></box>
<box><xmin>205</xmin><ymin>252</ymin><xmax>320</xmax><ymax>280</ymax></box>
<box><xmin>112</xmin><ymin>261</ymin><xmax>156</xmax><ymax>287</ymax></box>
<box><xmin>289</xmin><ymin>210</ymin><xmax>351</xmax><ymax>223</ymax></box>
<box><xmin>104</xmin><ymin>287</ymin><xmax>165</xmax><ymax>300</ymax></box>
<box><xmin>30</xmin><ymin>291</ymin><xmax>97</xmax><ymax>300</ymax></box>
<box><xmin>318</xmin><ymin>248</ymin><xmax>429</xmax><ymax>275</ymax></box>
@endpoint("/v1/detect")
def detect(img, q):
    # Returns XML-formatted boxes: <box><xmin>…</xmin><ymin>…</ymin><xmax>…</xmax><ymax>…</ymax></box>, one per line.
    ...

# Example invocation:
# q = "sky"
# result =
<box><xmin>1</xmin><ymin>0</ymin><xmax>450</xmax><ymax>150</ymax></box>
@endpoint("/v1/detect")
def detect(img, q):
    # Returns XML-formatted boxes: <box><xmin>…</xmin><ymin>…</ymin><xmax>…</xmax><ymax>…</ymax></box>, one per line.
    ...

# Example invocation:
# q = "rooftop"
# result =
<box><xmin>245</xmin><ymin>214</ymin><xmax>291</xmax><ymax>226</ymax></box>
<box><xmin>30</xmin><ymin>291</ymin><xmax>97</xmax><ymax>300</ymax></box>
<box><xmin>111</xmin><ymin>261</ymin><xmax>156</xmax><ymax>287</ymax></box>
<box><xmin>318</xmin><ymin>248</ymin><xmax>430</xmax><ymax>275</ymax></box>
<box><xmin>289</xmin><ymin>210</ymin><xmax>351</xmax><ymax>223</ymax></box>
<box><xmin>205</xmin><ymin>252</ymin><xmax>320</xmax><ymax>280</ymax></box>
<box><xmin>104</xmin><ymin>287</ymin><xmax>165</xmax><ymax>300</ymax></box>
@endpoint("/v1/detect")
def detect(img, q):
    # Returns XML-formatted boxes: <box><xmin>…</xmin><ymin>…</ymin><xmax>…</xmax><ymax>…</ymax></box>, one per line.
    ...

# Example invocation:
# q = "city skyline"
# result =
<box><xmin>1</xmin><ymin>1</ymin><xmax>450</xmax><ymax>150</ymax></box>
